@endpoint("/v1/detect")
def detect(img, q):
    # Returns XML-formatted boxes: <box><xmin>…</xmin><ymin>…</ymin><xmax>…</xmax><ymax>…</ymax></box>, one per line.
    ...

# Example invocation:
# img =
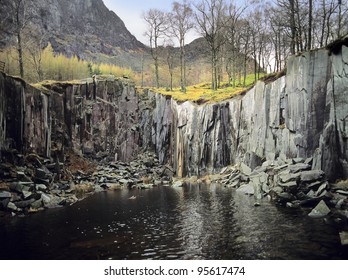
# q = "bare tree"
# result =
<box><xmin>11</xmin><ymin>0</ymin><xmax>31</xmax><ymax>78</ymax></box>
<box><xmin>169</xmin><ymin>1</ymin><xmax>193</xmax><ymax>93</ymax></box>
<box><xmin>143</xmin><ymin>9</ymin><xmax>168</xmax><ymax>88</ymax></box>
<box><xmin>163</xmin><ymin>43</ymin><xmax>176</xmax><ymax>91</ymax></box>
<box><xmin>194</xmin><ymin>0</ymin><xmax>229</xmax><ymax>90</ymax></box>
<box><xmin>225</xmin><ymin>2</ymin><xmax>246</xmax><ymax>87</ymax></box>
<box><xmin>26</xmin><ymin>31</ymin><xmax>47</xmax><ymax>81</ymax></box>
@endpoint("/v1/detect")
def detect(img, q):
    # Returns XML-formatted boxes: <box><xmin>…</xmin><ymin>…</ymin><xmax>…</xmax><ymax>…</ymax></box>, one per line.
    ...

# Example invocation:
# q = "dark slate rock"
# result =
<box><xmin>0</xmin><ymin>198</ymin><xmax>10</xmax><ymax>210</ymax></box>
<box><xmin>0</xmin><ymin>191</ymin><xmax>12</xmax><ymax>199</ymax></box>
<box><xmin>14</xmin><ymin>199</ymin><xmax>36</xmax><ymax>209</ymax></box>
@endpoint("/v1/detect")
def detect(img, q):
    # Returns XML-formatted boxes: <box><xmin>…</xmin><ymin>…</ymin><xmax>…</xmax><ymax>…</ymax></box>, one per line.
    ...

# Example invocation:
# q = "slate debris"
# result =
<box><xmin>218</xmin><ymin>156</ymin><xmax>348</xmax><ymax>232</ymax></box>
<box><xmin>0</xmin><ymin>151</ymin><xmax>171</xmax><ymax>216</ymax></box>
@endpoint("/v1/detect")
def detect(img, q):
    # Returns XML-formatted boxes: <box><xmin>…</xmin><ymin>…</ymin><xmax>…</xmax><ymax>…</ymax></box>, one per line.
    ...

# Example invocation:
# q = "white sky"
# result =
<box><xmin>102</xmin><ymin>0</ymin><xmax>199</xmax><ymax>46</ymax></box>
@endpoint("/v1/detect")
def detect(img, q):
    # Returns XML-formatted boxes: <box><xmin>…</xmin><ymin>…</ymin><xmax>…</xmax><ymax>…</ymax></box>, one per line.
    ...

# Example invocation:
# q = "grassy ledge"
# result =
<box><xmin>144</xmin><ymin>73</ymin><xmax>266</xmax><ymax>104</ymax></box>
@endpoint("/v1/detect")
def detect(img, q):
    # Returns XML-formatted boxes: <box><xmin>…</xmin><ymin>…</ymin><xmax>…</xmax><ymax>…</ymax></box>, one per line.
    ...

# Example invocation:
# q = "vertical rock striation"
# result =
<box><xmin>0</xmin><ymin>45</ymin><xmax>347</xmax><ymax>181</ymax></box>
<box><xmin>146</xmin><ymin>46</ymin><xmax>348</xmax><ymax>180</ymax></box>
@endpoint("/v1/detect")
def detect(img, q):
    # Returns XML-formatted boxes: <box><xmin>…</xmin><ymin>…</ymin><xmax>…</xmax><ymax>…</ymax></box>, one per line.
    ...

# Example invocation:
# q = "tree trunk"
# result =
<box><xmin>17</xmin><ymin>30</ymin><xmax>24</xmax><ymax>78</ymax></box>
<box><xmin>308</xmin><ymin>0</ymin><xmax>313</xmax><ymax>50</ymax></box>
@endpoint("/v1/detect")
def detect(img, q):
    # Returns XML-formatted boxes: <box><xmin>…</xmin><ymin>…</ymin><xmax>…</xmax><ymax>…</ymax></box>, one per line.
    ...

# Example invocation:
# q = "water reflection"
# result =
<box><xmin>0</xmin><ymin>184</ymin><xmax>347</xmax><ymax>259</ymax></box>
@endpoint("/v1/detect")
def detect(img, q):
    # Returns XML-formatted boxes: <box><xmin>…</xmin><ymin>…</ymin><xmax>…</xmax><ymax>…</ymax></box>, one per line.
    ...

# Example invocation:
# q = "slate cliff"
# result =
<box><xmin>0</xmin><ymin>45</ymin><xmax>347</xmax><ymax>181</ymax></box>
<box><xmin>146</xmin><ymin>46</ymin><xmax>348</xmax><ymax>180</ymax></box>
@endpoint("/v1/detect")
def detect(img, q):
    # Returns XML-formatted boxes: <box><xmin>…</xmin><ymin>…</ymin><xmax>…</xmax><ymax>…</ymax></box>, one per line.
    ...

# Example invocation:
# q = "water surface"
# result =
<box><xmin>0</xmin><ymin>184</ymin><xmax>347</xmax><ymax>259</ymax></box>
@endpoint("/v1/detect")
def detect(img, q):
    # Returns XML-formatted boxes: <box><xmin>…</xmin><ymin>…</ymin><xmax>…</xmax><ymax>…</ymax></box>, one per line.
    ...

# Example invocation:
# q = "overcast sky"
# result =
<box><xmin>103</xmin><ymin>0</ymin><xmax>199</xmax><ymax>46</ymax></box>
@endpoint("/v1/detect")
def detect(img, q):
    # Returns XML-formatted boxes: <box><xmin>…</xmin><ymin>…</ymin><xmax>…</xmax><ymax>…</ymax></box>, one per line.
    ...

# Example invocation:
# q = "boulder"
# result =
<box><xmin>172</xmin><ymin>180</ymin><xmax>183</xmax><ymax>188</ymax></box>
<box><xmin>308</xmin><ymin>200</ymin><xmax>331</xmax><ymax>218</ymax></box>
<box><xmin>292</xmin><ymin>158</ymin><xmax>304</xmax><ymax>164</ymax></box>
<box><xmin>16</xmin><ymin>171</ymin><xmax>32</xmax><ymax>182</ymax></box>
<box><xmin>236</xmin><ymin>183</ymin><xmax>254</xmax><ymax>195</ymax></box>
<box><xmin>336</xmin><ymin>190</ymin><xmax>348</xmax><ymax>196</ymax></box>
<box><xmin>300</xmin><ymin>170</ymin><xmax>325</xmax><ymax>182</ymax></box>
<box><xmin>14</xmin><ymin>199</ymin><xmax>36</xmax><ymax>209</ymax></box>
<box><xmin>35</xmin><ymin>184</ymin><xmax>48</xmax><ymax>191</ymax></box>
<box><xmin>277</xmin><ymin>192</ymin><xmax>295</xmax><ymax>202</ymax></box>
<box><xmin>315</xmin><ymin>183</ymin><xmax>328</xmax><ymax>197</ymax></box>
<box><xmin>0</xmin><ymin>198</ymin><xmax>10</xmax><ymax>210</ymax></box>
<box><xmin>35</xmin><ymin>168</ymin><xmax>50</xmax><ymax>179</ymax></box>
<box><xmin>278</xmin><ymin>172</ymin><xmax>300</xmax><ymax>183</ymax></box>
<box><xmin>0</xmin><ymin>191</ymin><xmax>12</xmax><ymax>198</ymax></box>
<box><xmin>22</xmin><ymin>190</ymin><xmax>32</xmax><ymax>199</ymax></box>
<box><xmin>9</xmin><ymin>182</ymin><xmax>32</xmax><ymax>193</ymax></box>
<box><xmin>289</xmin><ymin>163</ymin><xmax>311</xmax><ymax>173</ymax></box>
<box><xmin>31</xmin><ymin>199</ymin><xmax>43</xmax><ymax>209</ymax></box>
<box><xmin>240</xmin><ymin>163</ymin><xmax>252</xmax><ymax>176</ymax></box>
<box><xmin>7</xmin><ymin>202</ymin><xmax>18</xmax><ymax>211</ymax></box>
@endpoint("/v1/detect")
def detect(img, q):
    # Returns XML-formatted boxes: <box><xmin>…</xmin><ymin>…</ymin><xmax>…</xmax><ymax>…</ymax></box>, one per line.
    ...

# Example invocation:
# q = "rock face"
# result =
<box><xmin>0</xmin><ymin>44</ymin><xmax>348</xmax><ymax>182</ymax></box>
<box><xmin>0</xmin><ymin>75</ymin><xmax>141</xmax><ymax>163</ymax></box>
<box><xmin>144</xmin><ymin>46</ymin><xmax>348</xmax><ymax>181</ymax></box>
<box><xmin>0</xmin><ymin>0</ymin><xmax>145</xmax><ymax>57</ymax></box>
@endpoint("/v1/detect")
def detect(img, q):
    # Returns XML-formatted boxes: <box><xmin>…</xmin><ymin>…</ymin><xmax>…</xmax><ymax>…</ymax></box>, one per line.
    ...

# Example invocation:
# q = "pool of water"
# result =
<box><xmin>0</xmin><ymin>184</ymin><xmax>347</xmax><ymax>259</ymax></box>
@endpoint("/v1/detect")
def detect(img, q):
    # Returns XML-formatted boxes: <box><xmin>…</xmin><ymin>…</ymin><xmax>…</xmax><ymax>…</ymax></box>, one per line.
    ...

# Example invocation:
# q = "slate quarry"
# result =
<box><xmin>0</xmin><ymin>44</ymin><xmax>347</xmax><ymax>222</ymax></box>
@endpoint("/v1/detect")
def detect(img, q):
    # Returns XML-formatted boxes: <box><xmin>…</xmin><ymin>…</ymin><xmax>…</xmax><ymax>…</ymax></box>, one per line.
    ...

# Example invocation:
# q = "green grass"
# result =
<box><xmin>147</xmin><ymin>74</ymin><xmax>265</xmax><ymax>103</ymax></box>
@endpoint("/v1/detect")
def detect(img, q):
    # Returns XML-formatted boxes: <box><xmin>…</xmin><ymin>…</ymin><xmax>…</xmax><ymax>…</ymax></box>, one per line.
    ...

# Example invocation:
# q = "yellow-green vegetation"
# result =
<box><xmin>148</xmin><ymin>73</ymin><xmax>265</xmax><ymax>103</ymax></box>
<box><xmin>0</xmin><ymin>44</ymin><xmax>134</xmax><ymax>83</ymax></box>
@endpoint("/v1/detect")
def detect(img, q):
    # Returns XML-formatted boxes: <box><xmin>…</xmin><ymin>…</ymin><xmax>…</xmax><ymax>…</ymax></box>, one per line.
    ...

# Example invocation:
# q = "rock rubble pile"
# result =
<box><xmin>0</xmin><ymin>151</ymin><xmax>172</xmax><ymax>217</ymax></box>
<box><xmin>219</xmin><ymin>156</ymin><xmax>348</xmax><ymax>220</ymax></box>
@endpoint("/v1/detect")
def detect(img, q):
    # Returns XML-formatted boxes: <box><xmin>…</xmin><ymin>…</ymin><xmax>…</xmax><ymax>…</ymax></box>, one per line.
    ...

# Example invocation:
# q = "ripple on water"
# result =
<box><xmin>1</xmin><ymin>184</ymin><xmax>347</xmax><ymax>260</ymax></box>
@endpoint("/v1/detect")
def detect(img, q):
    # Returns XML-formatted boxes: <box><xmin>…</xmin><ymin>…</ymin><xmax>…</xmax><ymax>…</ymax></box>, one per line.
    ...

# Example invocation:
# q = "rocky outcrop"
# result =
<box><xmin>0</xmin><ymin>44</ymin><xmax>347</xmax><ymax>183</ymax></box>
<box><xmin>0</xmin><ymin>151</ymin><xmax>171</xmax><ymax>215</ymax></box>
<box><xmin>0</xmin><ymin>0</ymin><xmax>145</xmax><ymax>57</ymax></box>
<box><xmin>0</xmin><ymin>74</ymin><xmax>141</xmax><ymax>163</ymax></box>
<box><xmin>146</xmin><ymin>45</ymin><xmax>348</xmax><ymax>181</ymax></box>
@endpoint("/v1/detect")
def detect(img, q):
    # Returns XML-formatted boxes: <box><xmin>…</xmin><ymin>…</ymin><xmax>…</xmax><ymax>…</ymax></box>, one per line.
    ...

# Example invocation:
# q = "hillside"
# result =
<box><xmin>0</xmin><ymin>0</ymin><xmax>255</xmax><ymax>86</ymax></box>
<box><xmin>0</xmin><ymin>0</ymin><xmax>146</xmax><ymax>63</ymax></box>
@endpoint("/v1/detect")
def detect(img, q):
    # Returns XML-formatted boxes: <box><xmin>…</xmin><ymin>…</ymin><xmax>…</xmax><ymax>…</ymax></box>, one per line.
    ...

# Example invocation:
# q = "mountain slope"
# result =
<box><xmin>0</xmin><ymin>0</ymin><xmax>145</xmax><ymax>59</ymax></box>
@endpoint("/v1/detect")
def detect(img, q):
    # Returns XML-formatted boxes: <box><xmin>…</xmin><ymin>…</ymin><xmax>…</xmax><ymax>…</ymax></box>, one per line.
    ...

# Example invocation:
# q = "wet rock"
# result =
<box><xmin>0</xmin><ymin>198</ymin><xmax>10</xmax><ymax>210</ymax></box>
<box><xmin>308</xmin><ymin>200</ymin><xmax>331</xmax><ymax>218</ymax></box>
